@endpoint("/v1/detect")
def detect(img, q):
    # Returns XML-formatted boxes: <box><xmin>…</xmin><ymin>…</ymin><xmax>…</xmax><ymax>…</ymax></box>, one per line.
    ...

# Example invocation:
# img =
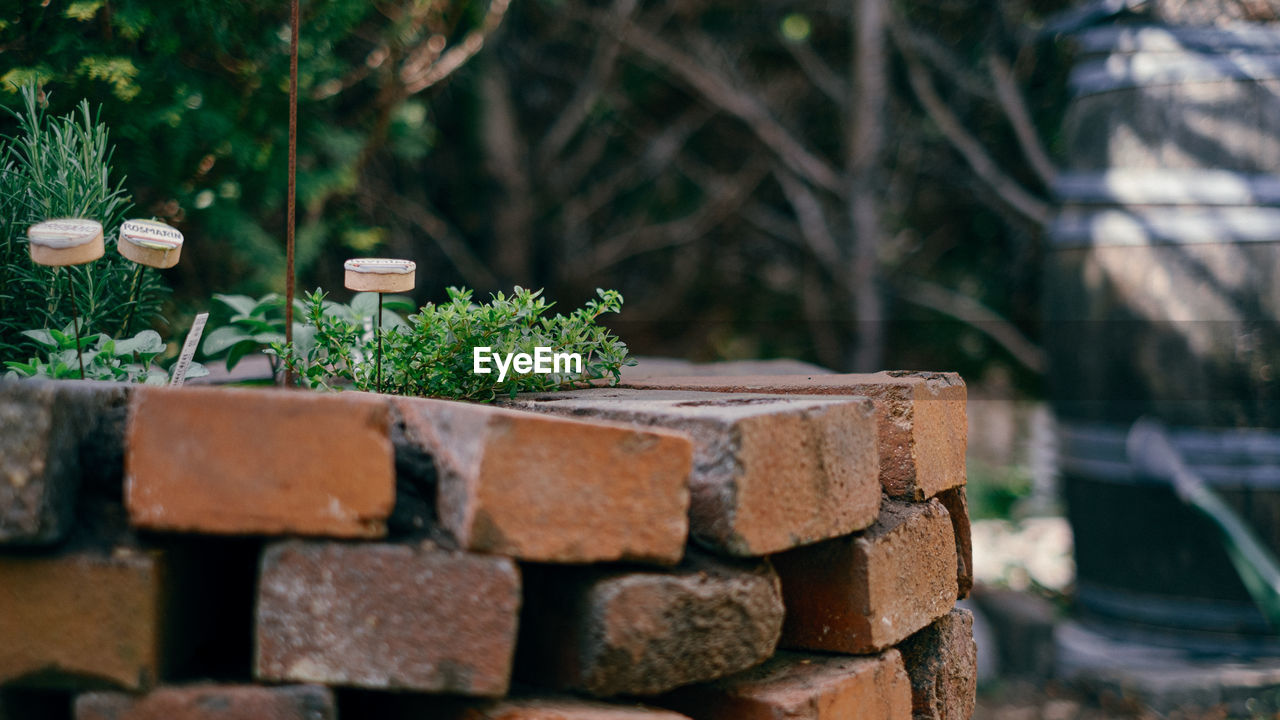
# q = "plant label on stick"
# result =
<box><xmin>27</xmin><ymin>218</ymin><xmax>104</xmax><ymax>266</ymax></box>
<box><xmin>170</xmin><ymin>312</ymin><xmax>209</xmax><ymax>387</ymax></box>
<box><xmin>119</xmin><ymin>219</ymin><xmax>184</xmax><ymax>268</ymax></box>
<box><xmin>343</xmin><ymin>258</ymin><xmax>416</xmax><ymax>394</ymax></box>
<box><xmin>343</xmin><ymin>258</ymin><xmax>416</xmax><ymax>293</ymax></box>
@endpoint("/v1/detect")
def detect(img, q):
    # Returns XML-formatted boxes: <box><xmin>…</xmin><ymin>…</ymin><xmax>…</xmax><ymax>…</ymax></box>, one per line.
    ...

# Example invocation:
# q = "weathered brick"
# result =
<box><xmin>621</xmin><ymin>357</ymin><xmax>833</xmax><ymax>380</ymax></box>
<box><xmin>0</xmin><ymin>548</ymin><xmax>165</xmax><ymax>689</ymax></box>
<box><xmin>503</xmin><ymin>389</ymin><xmax>879</xmax><ymax>556</ymax></box>
<box><xmin>450</xmin><ymin>697</ymin><xmax>694</xmax><ymax>719</ymax></box>
<box><xmin>74</xmin><ymin>684</ymin><xmax>335</xmax><ymax>720</ymax></box>
<box><xmin>125</xmin><ymin>386</ymin><xmax>394</xmax><ymax>538</ymax></box>
<box><xmin>935</xmin><ymin>487</ymin><xmax>972</xmax><ymax>599</ymax></box>
<box><xmin>255</xmin><ymin>540</ymin><xmax>520</xmax><ymax>695</ymax></box>
<box><xmin>618</xmin><ymin>372</ymin><xmax>967</xmax><ymax>501</ymax></box>
<box><xmin>660</xmin><ymin>650</ymin><xmax>911</xmax><ymax>720</ymax></box>
<box><xmin>394</xmin><ymin>397</ymin><xmax>690</xmax><ymax>564</ymax></box>
<box><xmin>519</xmin><ymin>555</ymin><xmax>785</xmax><ymax>697</ymax></box>
<box><xmin>0</xmin><ymin>379</ymin><xmax>129</xmax><ymax>544</ymax></box>
<box><xmin>774</xmin><ymin>498</ymin><xmax>958</xmax><ymax>654</ymax></box>
<box><xmin>898</xmin><ymin>609</ymin><xmax>977</xmax><ymax>720</ymax></box>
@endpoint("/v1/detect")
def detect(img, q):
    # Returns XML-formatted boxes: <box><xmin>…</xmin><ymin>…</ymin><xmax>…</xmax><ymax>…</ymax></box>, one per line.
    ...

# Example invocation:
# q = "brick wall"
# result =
<box><xmin>0</xmin><ymin>371</ymin><xmax>974</xmax><ymax>720</ymax></box>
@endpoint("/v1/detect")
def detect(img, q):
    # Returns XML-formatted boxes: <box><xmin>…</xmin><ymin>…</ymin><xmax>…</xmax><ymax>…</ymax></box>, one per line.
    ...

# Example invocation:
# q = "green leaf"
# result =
<box><xmin>115</xmin><ymin>330</ymin><xmax>163</xmax><ymax>355</ymax></box>
<box><xmin>202</xmin><ymin>325</ymin><xmax>251</xmax><ymax>356</ymax></box>
<box><xmin>212</xmin><ymin>294</ymin><xmax>259</xmax><ymax>318</ymax></box>
<box><xmin>225</xmin><ymin>341</ymin><xmax>254</xmax><ymax>371</ymax></box>
<box><xmin>21</xmin><ymin>329</ymin><xmax>57</xmax><ymax>348</ymax></box>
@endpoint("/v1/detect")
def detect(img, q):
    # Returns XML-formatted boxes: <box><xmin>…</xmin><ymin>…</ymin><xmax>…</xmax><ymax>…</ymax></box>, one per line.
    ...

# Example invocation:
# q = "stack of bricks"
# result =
<box><xmin>0</xmin><ymin>369</ymin><xmax>975</xmax><ymax>720</ymax></box>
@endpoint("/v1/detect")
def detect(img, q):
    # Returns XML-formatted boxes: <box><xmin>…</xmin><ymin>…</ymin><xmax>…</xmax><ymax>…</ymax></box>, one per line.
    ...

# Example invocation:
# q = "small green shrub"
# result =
<box><xmin>200</xmin><ymin>291</ymin><xmax>414</xmax><ymax>379</ymax></box>
<box><xmin>3</xmin><ymin>322</ymin><xmax>206</xmax><ymax>384</ymax></box>
<box><xmin>274</xmin><ymin>286</ymin><xmax>634</xmax><ymax>401</ymax></box>
<box><xmin>0</xmin><ymin>84</ymin><xmax>169</xmax><ymax>361</ymax></box>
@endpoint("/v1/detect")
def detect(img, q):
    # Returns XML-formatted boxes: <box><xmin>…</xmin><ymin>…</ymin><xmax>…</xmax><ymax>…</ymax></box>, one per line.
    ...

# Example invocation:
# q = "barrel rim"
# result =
<box><xmin>1054</xmin><ymin>170</ymin><xmax>1280</xmax><ymax>206</ymax></box>
<box><xmin>1058</xmin><ymin>420</ymin><xmax>1280</xmax><ymax>489</ymax></box>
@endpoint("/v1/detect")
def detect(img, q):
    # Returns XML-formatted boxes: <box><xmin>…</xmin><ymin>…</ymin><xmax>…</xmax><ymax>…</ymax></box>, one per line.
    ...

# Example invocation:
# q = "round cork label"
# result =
<box><xmin>28</xmin><ymin>218</ymin><xmax>103</xmax><ymax>249</ymax></box>
<box><xmin>344</xmin><ymin>258</ymin><xmax>416</xmax><ymax>274</ymax></box>
<box><xmin>120</xmin><ymin>219</ymin><xmax>184</xmax><ymax>250</ymax></box>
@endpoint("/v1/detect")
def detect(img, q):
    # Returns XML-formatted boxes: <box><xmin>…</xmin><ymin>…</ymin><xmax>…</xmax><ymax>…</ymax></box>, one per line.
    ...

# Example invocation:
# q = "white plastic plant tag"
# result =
<box><xmin>170</xmin><ymin>312</ymin><xmax>209</xmax><ymax>387</ymax></box>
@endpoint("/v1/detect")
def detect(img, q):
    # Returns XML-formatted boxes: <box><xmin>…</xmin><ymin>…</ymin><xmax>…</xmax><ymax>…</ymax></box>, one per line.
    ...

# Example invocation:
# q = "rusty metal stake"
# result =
<box><xmin>283</xmin><ymin>0</ymin><xmax>299</xmax><ymax>387</ymax></box>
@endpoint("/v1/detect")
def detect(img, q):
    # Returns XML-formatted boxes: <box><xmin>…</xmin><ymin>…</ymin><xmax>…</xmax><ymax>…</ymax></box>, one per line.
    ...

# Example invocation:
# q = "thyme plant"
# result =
<box><xmin>274</xmin><ymin>286</ymin><xmax>634</xmax><ymax>401</ymax></box>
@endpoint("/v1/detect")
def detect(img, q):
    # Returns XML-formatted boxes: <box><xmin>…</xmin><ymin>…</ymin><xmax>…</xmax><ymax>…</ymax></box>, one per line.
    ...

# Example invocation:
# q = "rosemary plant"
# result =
<box><xmin>0</xmin><ymin>84</ymin><xmax>169</xmax><ymax>362</ymax></box>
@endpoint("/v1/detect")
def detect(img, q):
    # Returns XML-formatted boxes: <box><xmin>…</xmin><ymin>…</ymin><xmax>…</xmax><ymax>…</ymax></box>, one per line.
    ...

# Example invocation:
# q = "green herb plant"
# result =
<box><xmin>273</xmin><ymin>286</ymin><xmax>634</xmax><ymax>401</ymax></box>
<box><xmin>0</xmin><ymin>84</ymin><xmax>169</xmax><ymax>362</ymax></box>
<box><xmin>3</xmin><ymin>322</ymin><xmax>207</xmax><ymax>384</ymax></box>
<box><xmin>201</xmin><ymin>291</ymin><xmax>414</xmax><ymax>379</ymax></box>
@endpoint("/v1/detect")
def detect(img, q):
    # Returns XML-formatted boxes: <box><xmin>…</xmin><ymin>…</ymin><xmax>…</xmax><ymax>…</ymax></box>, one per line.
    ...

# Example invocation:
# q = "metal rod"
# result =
<box><xmin>376</xmin><ymin>292</ymin><xmax>383</xmax><ymax>393</ymax></box>
<box><xmin>65</xmin><ymin>267</ymin><xmax>85</xmax><ymax>380</ymax></box>
<box><xmin>283</xmin><ymin>0</ymin><xmax>299</xmax><ymax>387</ymax></box>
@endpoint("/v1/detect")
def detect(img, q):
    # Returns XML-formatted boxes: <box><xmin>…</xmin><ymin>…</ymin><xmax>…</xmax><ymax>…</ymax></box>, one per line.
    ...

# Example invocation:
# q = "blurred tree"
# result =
<box><xmin>420</xmin><ymin>0</ymin><xmax>1072</xmax><ymax>382</ymax></box>
<box><xmin>3</xmin><ymin>0</ymin><xmax>1076</xmax><ymax>385</ymax></box>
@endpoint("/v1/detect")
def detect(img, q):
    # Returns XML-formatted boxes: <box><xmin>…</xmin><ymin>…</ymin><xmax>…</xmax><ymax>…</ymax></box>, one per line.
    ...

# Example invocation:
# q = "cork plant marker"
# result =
<box><xmin>118</xmin><ymin>219</ymin><xmax>184</xmax><ymax>335</ymax></box>
<box><xmin>118</xmin><ymin>219</ymin><xmax>184</xmax><ymax>269</ymax></box>
<box><xmin>343</xmin><ymin>258</ymin><xmax>416</xmax><ymax>394</ymax></box>
<box><xmin>28</xmin><ymin>218</ymin><xmax>105</xmax><ymax>380</ymax></box>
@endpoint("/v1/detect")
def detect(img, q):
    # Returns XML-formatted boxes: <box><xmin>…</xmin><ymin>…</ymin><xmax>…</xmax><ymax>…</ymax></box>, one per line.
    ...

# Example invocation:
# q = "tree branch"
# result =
<box><xmin>400</xmin><ymin>0</ymin><xmax>512</xmax><ymax>94</ymax></box>
<box><xmin>895</xmin><ymin>276</ymin><xmax>1046</xmax><ymax>373</ymax></box>
<box><xmin>536</xmin><ymin>0</ymin><xmax>637</xmax><ymax>170</ymax></box>
<box><xmin>377</xmin><ymin>187</ymin><xmax>501</xmax><ymax>290</ymax></box>
<box><xmin>585</xmin><ymin>9</ymin><xmax>844</xmax><ymax>194</ymax></box>
<box><xmin>781</xmin><ymin>37</ymin><xmax>847</xmax><ymax>108</ymax></box>
<box><xmin>773</xmin><ymin>167</ymin><xmax>842</xmax><ymax>270</ymax></box>
<box><xmin>892</xmin><ymin>19</ymin><xmax>1052</xmax><ymax>227</ymax></box>
<box><xmin>987</xmin><ymin>51</ymin><xmax>1059</xmax><ymax>189</ymax></box>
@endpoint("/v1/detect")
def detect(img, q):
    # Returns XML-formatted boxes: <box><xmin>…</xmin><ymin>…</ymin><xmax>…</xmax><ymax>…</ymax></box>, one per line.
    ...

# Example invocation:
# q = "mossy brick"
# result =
<box><xmin>393</xmin><ymin>397</ymin><xmax>690</xmax><ymax>564</ymax></box>
<box><xmin>502</xmin><ymin>389</ymin><xmax>880</xmax><ymax>556</ymax></box>
<box><xmin>0</xmin><ymin>548</ymin><xmax>166</xmax><ymax>690</ymax></box>
<box><xmin>74</xmin><ymin>684</ymin><xmax>335</xmax><ymax>720</ymax></box>
<box><xmin>125</xmin><ymin>386</ymin><xmax>394</xmax><ymax>538</ymax></box>
<box><xmin>518</xmin><ymin>554</ymin><xmax>784</xmax><ymax>697</ymax></box>
<box><xmin>774</xmin><ymin>498</ymin><xmax>958</xmax><ymax>654</ymax></box>
<box><xmin>660</xmin><ymin>650</ymin><xmax>911</xmax><ymax>720</ymax></box>
<box><xmin>0</xmin><ymin>379</ymin><xmax>129</xmax><ymax>545</ymax></box>
<box><xmin>618</xmin><ymin>372</ymin><xmax>967</xmax><ymax>501</ymax></box>
<box><xmin>255</xmin><ymin>540</ymin><xmax>520</xmax><ymax>696</ymax></box>
<box><xmin>898</xmin><ymin>609</ymin><xmax>977</xmax><ymax>720</ymax></box>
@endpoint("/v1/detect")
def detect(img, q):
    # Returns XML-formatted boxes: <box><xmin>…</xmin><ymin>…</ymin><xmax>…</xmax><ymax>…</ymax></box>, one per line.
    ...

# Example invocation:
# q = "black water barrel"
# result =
<box><xmin>1048</xmin><ymin>23</ymin><xmax>1280</xmax><ymax>651</ymax></box>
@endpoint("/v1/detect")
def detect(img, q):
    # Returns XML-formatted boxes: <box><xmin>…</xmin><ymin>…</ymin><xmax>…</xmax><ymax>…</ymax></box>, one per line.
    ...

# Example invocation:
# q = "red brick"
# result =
<box><xmin>255</xmin><ymin>540</ymin><xmax>520</xmax><ymax>696</ymax></box>
<box><xmin>125</xmin><ymin>386</ymin><xmax>394</xmax><ymax>538</ymax></box>
<box><xmin>0</xmin><ymin>548</ymin><xmax>165</xmax><ymax>689</ymax></box>
<box><xmin>519</xmin><ymin>556</ymin><xmax>785</xmax><ymax>697</ymax></box>
<box><xmin>619</xmin><ymin>372</ymin><xmax>967</xmax><ymax>501</ymax></box>
<box><xmin>74</xmin><ymin>684</ymin><xmax>335</xmax><ymax>720</ymax></box>
<box><xmin>503</xmin><ymin>389</ymin><xmax>880</xmax><ymax>556</ymax></box>
<box><xmin>394</xmin><ymin>397</ymin><xmax>690</xmax><ymax>564</ymax></box>
<box><xmin>898</xmin><ymin>610</ymin><xmax>977</xmax><ymax>720</ymax></box>
<box><xmin>660</xmin><ymin>649</ymin><xmax>911</xmax><ymax>720</ymax></box>
<box><xmin>0</xmin><ymin>380</ymin><xmax>129</xmax><ymax>544</ymax></box>
<box><xmin>774</xmin><ymin>498</ymin><xmax>958</xmax><ymax>654</ymax></box>
<box><xmin>936</xmin><ymin>487</ymin><xmax>972</xmax><ymax>599</ymax></box>
<box><xmin>453</xmin><ymin>697</ymin><xmax>694</xmax><ymax>719</ymax></box>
